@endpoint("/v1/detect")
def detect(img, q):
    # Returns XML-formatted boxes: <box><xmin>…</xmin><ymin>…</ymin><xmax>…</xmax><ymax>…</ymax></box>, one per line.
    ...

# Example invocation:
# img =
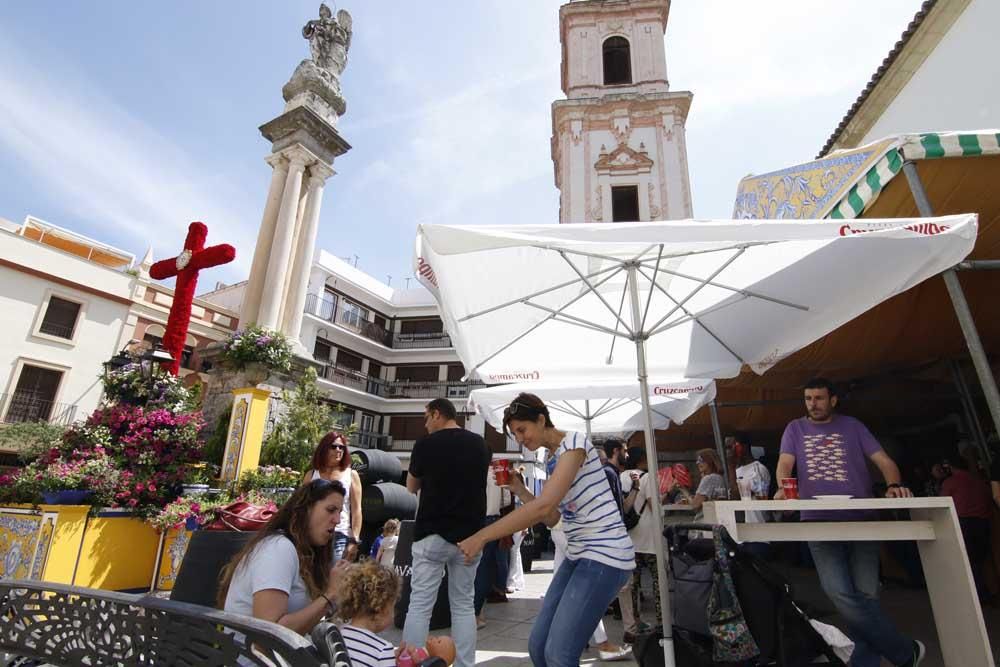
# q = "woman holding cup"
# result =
<box><xmin>458</xmin><ymin>393</ymin><xmax>634</xmax><ymax>667</ymax></box>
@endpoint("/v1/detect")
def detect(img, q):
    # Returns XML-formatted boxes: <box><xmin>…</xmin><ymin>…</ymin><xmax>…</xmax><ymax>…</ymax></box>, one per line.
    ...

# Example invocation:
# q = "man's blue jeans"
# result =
<box><xmin>402</xmin><ymin>535</ymin><xmax>481</xmax><ymax>667</ymax></box>
<box><xmin>528</xmin><ymin>556</ymin><xmax>630</xmax><ymax>667</ymax></box>
<box><xmin>808</xmin><ymin>541</ymin><xmax>913</xmax><ymax>666</ymax></box>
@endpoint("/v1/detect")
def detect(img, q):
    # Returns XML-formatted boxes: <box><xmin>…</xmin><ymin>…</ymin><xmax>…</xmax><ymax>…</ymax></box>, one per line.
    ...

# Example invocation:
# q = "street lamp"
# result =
<box><xmin>102</xmin><ymin>340</ymin><xmax>139</xmax><ymax>383</ymax></box>
<box><xmin>140</xmin><ymin>344</ymin><xmax>175</xmax><ymax>384</ymax></box>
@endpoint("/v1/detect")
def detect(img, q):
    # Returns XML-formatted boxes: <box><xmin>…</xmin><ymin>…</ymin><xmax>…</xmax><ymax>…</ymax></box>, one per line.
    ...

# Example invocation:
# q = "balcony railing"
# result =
<box><xmin>349</xmin><ymin>430</ymin><xmax>393</xmax><ymax>451</ymax></box>
<box><xmin>1</xmin><ymin>392</ymin><xmax>77</xmax><ymax>426</ymax></box>
<box><xmin>318</xmin><ymin>364</ymin><xmax>482</xmax><ymax>400</ymax></box>
<box><xmin>305</xmin><ymin>293</ymin><xmax>453</xmax><ymax>349</ymax></box>
<box><xmin>391</xmin><ymin>439</ymin><xmax>417</xmax><ymax>452</ymax></box>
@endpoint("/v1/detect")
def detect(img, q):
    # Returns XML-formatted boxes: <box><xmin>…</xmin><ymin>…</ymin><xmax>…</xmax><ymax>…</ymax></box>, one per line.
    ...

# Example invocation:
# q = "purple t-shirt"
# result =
<box><xmin>779</xmin><ymin>414</ymin><xmax>882</xmax><ymax>521</ymax></box>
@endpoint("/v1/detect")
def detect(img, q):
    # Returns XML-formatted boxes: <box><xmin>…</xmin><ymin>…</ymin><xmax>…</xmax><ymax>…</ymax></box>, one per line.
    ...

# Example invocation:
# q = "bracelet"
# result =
<box><xmin>887</xmin><ymin>483</ymin><xmax>902</xmax><ymax>489</ymax></box>
<box><xmin>320</xmin><ymin>593</ymin><xmax>336</xmax><ymax>615</ymax></box>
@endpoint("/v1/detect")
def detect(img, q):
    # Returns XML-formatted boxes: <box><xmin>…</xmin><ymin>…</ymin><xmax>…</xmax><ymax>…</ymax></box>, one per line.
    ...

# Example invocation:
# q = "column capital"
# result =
<box><xmin>307</xmin><ymin>162</ymin><xmax>336</xmax><ymax>186</ymax></box>
<box><xmin>264</xmin><ymin>153</ymin><xmax>289</xmax><ymax>171</ymax></box>
<box><xmin>279</xmin><ymin>144</ymin><xmax>318</xmax><ymax>169</ymax></box>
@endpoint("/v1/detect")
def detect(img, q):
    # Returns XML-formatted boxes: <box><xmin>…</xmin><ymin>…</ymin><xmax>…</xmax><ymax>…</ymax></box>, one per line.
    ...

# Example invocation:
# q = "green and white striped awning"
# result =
<box><xmin>732</xmin><ymin>130</ymin><xmax>1000</xmax><ymax>221</ymax></box>
<box><xmin>828</xmin><ymin>131</ymin><xmax>1000</xmax><ymax>219</ymax></box>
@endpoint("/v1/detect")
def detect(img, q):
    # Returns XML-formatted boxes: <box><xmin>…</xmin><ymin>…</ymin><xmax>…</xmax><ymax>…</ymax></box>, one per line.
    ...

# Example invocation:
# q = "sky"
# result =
<box><xmin>0</xmin><ymin>0</ymin><xmax>921</xmax><ymax>294</ymax></box>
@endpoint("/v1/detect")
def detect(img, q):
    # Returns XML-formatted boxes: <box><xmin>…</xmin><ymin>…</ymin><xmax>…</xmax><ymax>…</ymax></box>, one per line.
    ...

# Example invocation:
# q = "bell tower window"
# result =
<box><xmin>603</xmin><ymin>37</ymin><xmax>632</xmax><ymax>85</ymax></box>
<box><xmin>611</xmin><ymin>186</ymin><xmax>640</xmax><ymax>222</ymax></box>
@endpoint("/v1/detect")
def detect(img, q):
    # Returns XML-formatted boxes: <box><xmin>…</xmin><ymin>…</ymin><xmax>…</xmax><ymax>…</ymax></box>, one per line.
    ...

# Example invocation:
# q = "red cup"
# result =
<box><xmin>492</xmin><ymin>460</ymin><xmax>510</xmax><ymax>486</ymax></box>
<box><xmin>780</xmin><ymin>477</ymin><xmax>799</xmax><ymax>499</ymax></box>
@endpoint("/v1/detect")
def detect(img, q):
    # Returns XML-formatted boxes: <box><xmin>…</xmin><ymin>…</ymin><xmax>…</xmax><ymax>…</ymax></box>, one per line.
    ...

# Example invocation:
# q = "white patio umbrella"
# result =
<box><xmin>468</xmin><ymin>377</ymin><xmax>715</xmax><ymax>435</ymax></box>
<box><xmin>414</xmin><ymin>214</ymin><xmax>977</xmax><ymax>666</ymax></box>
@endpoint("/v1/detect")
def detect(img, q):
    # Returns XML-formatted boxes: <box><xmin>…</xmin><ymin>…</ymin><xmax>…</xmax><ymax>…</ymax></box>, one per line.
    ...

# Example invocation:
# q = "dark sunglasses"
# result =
<box><xmin>504</xmin><ymin>401</ymin><xmax>535</xmax><ymax>419</ymax></box>
<box><xmin>330</xmin><ymin>444</ymin><xmax>346</xmax><ymax>451</ymax></box>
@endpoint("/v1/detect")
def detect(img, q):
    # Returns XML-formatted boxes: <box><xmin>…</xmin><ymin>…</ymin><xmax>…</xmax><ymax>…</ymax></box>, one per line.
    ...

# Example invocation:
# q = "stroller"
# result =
<box><xmin>634</xmin><ymin>524</ymin><xmax>848</xmax><ymax>667</ymax></box>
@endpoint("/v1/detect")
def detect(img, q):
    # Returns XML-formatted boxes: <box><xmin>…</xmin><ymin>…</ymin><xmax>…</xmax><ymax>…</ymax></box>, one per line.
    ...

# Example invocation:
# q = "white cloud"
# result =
<box><xmin>0</xmin><ymin>40</ymin><xmax>257</xmax><ymax>279</ymax></box>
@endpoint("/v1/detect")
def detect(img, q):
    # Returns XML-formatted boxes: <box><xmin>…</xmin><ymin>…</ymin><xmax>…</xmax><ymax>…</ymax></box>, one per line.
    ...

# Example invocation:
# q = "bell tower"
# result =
<box><xmin>552</xmin><ymin>0</ymin><xmax>693</xmax><ymax>223</ymax></box>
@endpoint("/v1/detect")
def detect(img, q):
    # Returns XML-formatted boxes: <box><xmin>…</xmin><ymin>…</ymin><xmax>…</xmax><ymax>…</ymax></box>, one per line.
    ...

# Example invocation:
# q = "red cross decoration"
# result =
<box><xmin>149</xmin><ymin>222</ymin><xmax>236</xmax><ymax>375</ymax></box>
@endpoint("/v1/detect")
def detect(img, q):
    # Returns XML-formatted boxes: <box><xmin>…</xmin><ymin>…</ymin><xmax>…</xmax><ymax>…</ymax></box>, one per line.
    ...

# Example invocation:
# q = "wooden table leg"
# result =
<box><xmin>912</xmin><ymin>506</ymin><xmax>994</xmax><ymax>666</ymax></box>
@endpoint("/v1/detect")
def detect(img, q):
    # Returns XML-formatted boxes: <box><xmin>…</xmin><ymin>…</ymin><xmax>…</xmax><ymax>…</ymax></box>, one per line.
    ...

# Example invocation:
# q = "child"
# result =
<box><xmin>376</xmin><ymin>518</ymin><xmax>401</xmax><ymax>568</ymax></box>
<box><xmin>337</xmin><ymin>560</ymin><xmax>400</xmax><ymax>667</ymax></box>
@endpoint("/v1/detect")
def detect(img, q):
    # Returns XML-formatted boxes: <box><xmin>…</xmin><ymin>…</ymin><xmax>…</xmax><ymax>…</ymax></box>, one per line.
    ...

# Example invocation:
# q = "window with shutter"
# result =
<box><xmin>6</xmin><ymin>364</ymin><xmax>62</xmax><ymax>423</ymax></box>
<box><xmin>39</xmin><ymin>296</ymin><xmax>81</xmax><ymax>339</ymax></box>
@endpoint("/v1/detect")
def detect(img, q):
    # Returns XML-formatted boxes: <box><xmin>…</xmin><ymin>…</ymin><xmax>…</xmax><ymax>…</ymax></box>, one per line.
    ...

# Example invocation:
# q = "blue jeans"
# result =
<box><xmin>528</xmin><ymin>557</ymin><xmax>630</xmax><ymax>667</ymax></box>
<box><xmin>474</xmin><ymin>516</ymin><xmax>510</xmax><ymax>614</ymax></box>
<box><xmin>331</xmin><ymin>531</ymin><xmax>349</xmax><ymax>563</ymax></box>
<box><xmin>809</xmin><ymin>541</ymin><xmax>912</xmax><ymax>666</ymax></box>
<box><xmin>403</xmin><ymin>535</ymin><xmax>481</xmax><ymax>667</ymax></box>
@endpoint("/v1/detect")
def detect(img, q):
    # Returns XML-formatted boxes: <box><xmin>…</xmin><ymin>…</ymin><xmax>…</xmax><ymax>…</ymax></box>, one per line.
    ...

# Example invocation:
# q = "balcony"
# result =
<box><xmin>305</xmin><ymin>293</ymin><xmax>452</xmax><ymax>349</ymax></box>
<box><xmin>1</xmin><ymin>392</ymin><xmax>78</xmax><ymax>426</ymax></box>
<box><xmin>318</xmin><ymin>364</ymin><xmax>482</xmax><ymax>400</ymax></box>
<box><xmin>349</xmin><ymin>430</ymin><xmax>393</xmax><ymax>451</ymax></box>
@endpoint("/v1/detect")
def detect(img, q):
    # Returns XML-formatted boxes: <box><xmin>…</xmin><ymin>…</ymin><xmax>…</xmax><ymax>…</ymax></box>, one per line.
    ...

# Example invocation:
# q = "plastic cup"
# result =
<box><xmin>492</xmin><ymin>459</ymin><xmax>510</xmax><ymax>486</ymax></box>
<box><xmin>780</xmin><ymin>477</ymin><xmax>799</xmax><ymax>499</ymax></box>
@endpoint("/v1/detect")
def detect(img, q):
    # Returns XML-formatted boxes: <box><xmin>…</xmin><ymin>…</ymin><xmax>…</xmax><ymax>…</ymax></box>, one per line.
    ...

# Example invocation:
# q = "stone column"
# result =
<box><xmin>241</xmin><ymin>155</ymin><xmax>290</xmax><ymax>325</ymax></box>
<box><xmin>281</xmin><ymin>162</ymin><xmax>334</xmax><ymax>346</ymax></box>
<box><xmin>257</xmin><ymin>147</ymin><xmax>310</xmax><ymax>330</ymax></box>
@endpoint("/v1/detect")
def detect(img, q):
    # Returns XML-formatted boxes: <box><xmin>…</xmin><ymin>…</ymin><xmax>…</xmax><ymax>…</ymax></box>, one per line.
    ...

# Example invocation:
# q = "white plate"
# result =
<box><xmin>814</xmin><ymin>495</ymin><xmax>853</xmax><ymax>500</ymax></box>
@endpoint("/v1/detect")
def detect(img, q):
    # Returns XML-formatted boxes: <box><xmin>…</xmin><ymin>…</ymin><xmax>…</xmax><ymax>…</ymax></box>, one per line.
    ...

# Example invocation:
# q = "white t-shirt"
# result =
<box><xmin>340</xmin><ymin>624</ymin><xmax>396</xmax><ymax>667</ymax></box>
<box><xmin>546</xmin><ymin>432</ymin><xmax>635</xmax><ymax>571</ymax></box>
<box><xmin>736</xmin><ymin>460</ymin><xmax>771</xmax><ymax>524</ymax></box>
<box><xmin>378</xmin><ymin>535</ymin><xmax>398</xmax><ymax>567</ymax></box>
<box><xmin>629</xmin><ymin>472</ymin><xmax>659</xmax><ymax>554</ymax></box>
<box><xmin>312</xmin><ymin>468</ymin><xmax>354</xmax><ymax>535</ymax></box>
<box><xmin>224</xmin><ymin>534</ymin><xmax>312</xmax><ymax>618</ymax></box>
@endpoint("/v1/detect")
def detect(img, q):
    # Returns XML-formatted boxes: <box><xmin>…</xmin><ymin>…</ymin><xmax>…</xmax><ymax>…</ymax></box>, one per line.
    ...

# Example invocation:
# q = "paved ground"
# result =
<box><xmin>383</xmin><ymin>551</ymin><xmax>1000</xmax><ymax>666</ymax></box>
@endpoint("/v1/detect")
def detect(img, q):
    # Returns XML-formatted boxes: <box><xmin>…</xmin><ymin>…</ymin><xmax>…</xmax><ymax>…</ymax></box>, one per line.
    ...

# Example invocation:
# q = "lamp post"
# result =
<box><xmin>102</xmin><ymin>340</ymin><xmax>175</xmax><ymax>387</ymax></box>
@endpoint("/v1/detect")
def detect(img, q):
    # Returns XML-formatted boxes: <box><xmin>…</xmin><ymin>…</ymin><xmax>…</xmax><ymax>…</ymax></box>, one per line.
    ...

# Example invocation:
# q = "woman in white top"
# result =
<box><xmin>219</xmin><ymin>479</ymin><xmax>349</xmax><ymax>634</ymax></box>
<box><xmin>304</xmin><ymin>431</ymin><xmax>363</xmax><ymax>562</ymax></box>
<box><xmin>458</xmin><ymin>393</ymin><xmax>634</xmax><ymax>667</ymax></box>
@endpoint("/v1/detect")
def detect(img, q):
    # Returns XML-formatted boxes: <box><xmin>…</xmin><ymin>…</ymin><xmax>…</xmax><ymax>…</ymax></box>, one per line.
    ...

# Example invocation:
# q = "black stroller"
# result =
<box><xmin>634</xmin><ymin>524</ymin><xmax>848</xmax><ymax>667</ymax></box>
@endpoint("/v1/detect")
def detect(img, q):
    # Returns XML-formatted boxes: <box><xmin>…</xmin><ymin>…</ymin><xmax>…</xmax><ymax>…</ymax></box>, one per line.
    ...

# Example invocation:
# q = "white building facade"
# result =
<box><xmin>0</xmin><ymin>217</ymin><xmax>136</xmax><ymax>430</ymax></box>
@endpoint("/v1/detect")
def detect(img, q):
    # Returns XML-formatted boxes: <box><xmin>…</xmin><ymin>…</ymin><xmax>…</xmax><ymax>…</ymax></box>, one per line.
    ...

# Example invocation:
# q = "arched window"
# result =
<box><xmin>603</xmin><ymin>36</ymin><xmax>632</xmax><ymax>85</ymax></box>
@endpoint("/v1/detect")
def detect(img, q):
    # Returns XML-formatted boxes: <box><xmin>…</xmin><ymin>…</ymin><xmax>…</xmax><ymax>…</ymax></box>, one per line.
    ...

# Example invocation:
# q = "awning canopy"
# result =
<box><xmin>468</xmin><ymin>378</ymin><xmax>716</xmax><ymax>435</ymax></box>
<box><xmin>699</xmin><ymin>131</ymin><xmax>1000</xmax><ymax>440</ymax></box>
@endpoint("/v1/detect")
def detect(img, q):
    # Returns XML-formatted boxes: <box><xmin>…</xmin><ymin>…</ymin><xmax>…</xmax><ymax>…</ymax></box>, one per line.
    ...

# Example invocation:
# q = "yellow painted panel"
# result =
<box><xmin>40</xmin><ymin>505</ymin><xmax>89</xmax><ymax>585</ymax></box>
<box><xmin>222</xmin><ymin>387</ymin><xmax>272</xmax><ymax>481</ymax></box>
<box><xmin>155</xmin><ymin>526</ymin><xmax>193</xmax><ymax>591</ymax></box>
<box><xmin>73</xmin><ymin>513</ymin><xmax>160</xmax><ymax>591</ymax></box>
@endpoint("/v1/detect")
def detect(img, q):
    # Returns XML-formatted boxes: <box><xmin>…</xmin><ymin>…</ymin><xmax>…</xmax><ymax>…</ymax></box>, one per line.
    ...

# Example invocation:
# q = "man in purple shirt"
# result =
<box><xmin>775</xmin><ymin>378</ymin><xmax>925</xmax><ymax>667</ymax></box>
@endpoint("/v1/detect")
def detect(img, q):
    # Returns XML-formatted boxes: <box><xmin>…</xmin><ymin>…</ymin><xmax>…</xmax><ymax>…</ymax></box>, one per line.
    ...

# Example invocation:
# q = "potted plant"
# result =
<box><xmin>181</xmin><ymin>463</ymin><xmax>217</xmax><ymax>497</ymax></box>
<box><xmin>221</xmin><ymin>325</ymin><xmax>293</xmax><ymax>377</ymax></box>
<box><xmin>24</xmin><ymin>450</ymin><xmax>121</xmax><ymax>506</ymax></box>
<box><xmin>234</xmin><ymin>465</ymin><xmax>301</xmax><ymax>504</ymax></box>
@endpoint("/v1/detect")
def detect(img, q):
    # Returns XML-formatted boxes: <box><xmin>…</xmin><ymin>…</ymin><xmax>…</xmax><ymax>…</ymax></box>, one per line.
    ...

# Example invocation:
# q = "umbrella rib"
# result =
<box><xmin>590</xmin><ymin>397</ymin><xmax>621</xmax><ymax>419</ymax></box>
<box><xmin>533</xmin><ymin>245</ymin><xmax>628</xmax><ymax>265</ymax></box>
<box><xmin>644</xmin><ymin>247</ymin><xmax>746</xmax><ymax>334</ymax></box>
<box><xmin>559</xmin><ymin>251</ymin><xmax>635</xmax><ymax>337</ymax></box>
<box><xmin>640</xmin><ymin>245</ymin><xmax>664</xmax><ymax>332</ymax></box>
<box><xmin>458</xmin><ymin>264</ymin><xmax>620</xmax><ymax>322</ymax></box>
<box><xmin>605</xmin><ymin>279</ymin><xmax>630</xmax><ymax>364</ymax></box>
<box><xmin>523</xmin><ymin>302</ymin><xmax>632</xmax><ymax>339</ymax></box>
<box><xmin>467</xmin><ymin>266</ymin><xmax>626</xmax><ymax>376</ymax></box>
<box><xmin>550</xmin><ymin>401</ymin><xmax>588</xmax><ymax>421</ymax></box>
<box><xmin>647</xmin><ymin>295</ymin><xmax>750</xmax><ymax>337</ymax></box>
<box><xmin>639</xmin><ymin>263</ymin><xmax>809</xmax><ymax>311</ymax></box>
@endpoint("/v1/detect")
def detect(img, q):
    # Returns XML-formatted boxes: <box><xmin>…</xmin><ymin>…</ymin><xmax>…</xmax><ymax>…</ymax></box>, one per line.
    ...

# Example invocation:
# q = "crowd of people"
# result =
<box><xmin>214</xmin><ymin>376</ymin><xmax>1000</xmax><ymax>666</ymax></box>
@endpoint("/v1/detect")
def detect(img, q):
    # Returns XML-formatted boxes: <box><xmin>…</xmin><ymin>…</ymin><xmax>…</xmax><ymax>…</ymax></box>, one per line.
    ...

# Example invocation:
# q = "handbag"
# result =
<box><xmin>706</xmin><ymin>526</ymin><xmax>760</xmax><ymax>662</ymax></box>
<box><xmin>203</xmin><ymin>500</ymin><xmax>276</xmax><ymax>531</ymax></box>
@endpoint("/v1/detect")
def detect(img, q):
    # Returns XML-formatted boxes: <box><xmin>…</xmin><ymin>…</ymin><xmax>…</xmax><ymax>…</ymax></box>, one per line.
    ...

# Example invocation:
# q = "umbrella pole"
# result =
<box><xmin>709</xmin><ymin>400</ymin><xmax>731</xmax><ymax>496</ymax></box>
<box><xmin>626</xmin><ymin>263</ymin><xmax>676</xmax><ymax>667</ymax></box>
<box><xmin>585</xmin><ymin>399</ymin><xmax>592</xmax><ymax>440</ymax></box>
<box><xmin>903</xmin><ymin>161</ymin><xmax>1000</xmax><ymax>456</ymax></box>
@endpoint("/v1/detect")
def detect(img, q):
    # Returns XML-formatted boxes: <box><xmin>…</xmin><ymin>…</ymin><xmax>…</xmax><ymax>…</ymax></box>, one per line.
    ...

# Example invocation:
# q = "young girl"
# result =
<box><xmin>338</xmin><ymin>560</ymin><xmax>400</xmax><ymax>667</ymax></box>
<box><xmin>375</xmin><ymin>518</ymin><xmax>401</xmax><ymax>568</ymax></box>
<box><xmin>458</xmin><ymin>393</ymin><xmax>634</xmax><ymax>666</ymax></box>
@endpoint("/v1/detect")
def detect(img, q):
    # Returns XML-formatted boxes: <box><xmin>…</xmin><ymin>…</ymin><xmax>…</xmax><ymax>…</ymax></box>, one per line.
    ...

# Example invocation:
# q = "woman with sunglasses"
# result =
<box><xmin>219</xmin><ymin>479</ymin><xmax>350</xmax><ymax>634</ymax></box>
<box><xmin>458</xmin><ymin>393</ymin><xmax>634</xmax><ymax>667</ymax></box>
<box><xmin>304</xmin><ymin>431</ymin><xmax>363</xmax><ymax>562</ymax></box>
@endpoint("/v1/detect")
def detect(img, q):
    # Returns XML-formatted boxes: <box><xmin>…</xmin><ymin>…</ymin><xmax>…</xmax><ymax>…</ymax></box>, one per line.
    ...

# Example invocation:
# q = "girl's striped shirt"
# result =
<box><xmin>546</xmin><ymin>432</ymin><xmax>635</xmax><ymax>571</ymax></box>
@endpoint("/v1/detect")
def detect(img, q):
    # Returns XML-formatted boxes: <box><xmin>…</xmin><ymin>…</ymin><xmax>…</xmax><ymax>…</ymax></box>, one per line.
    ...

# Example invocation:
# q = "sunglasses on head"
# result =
<box><xmin>696</xmin><ymin>456</ymin><xmax>706</xmax><ymax>465</ymax></box>
<box><xmin>504</xmin><ymin>401</ymin><xmax>536</xmax><ymax>419</ymax></box>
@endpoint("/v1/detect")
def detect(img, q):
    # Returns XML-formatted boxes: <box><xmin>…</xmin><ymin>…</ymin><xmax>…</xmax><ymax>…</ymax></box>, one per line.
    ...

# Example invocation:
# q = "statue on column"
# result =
<box><xmin>283</xmin><ymin>3</ymin><xmax>353</xmax><ymax>126</ymax></box>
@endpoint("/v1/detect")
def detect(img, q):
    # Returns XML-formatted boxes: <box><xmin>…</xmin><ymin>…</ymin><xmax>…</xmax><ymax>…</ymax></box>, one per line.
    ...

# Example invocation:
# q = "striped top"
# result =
<box><xmin>340</xmin><ymin>624</ymin><xmax>395</xmax><ymax>667</ymax></box>
<box><xmin>546</xmin><ymin>432</ymin><xmax>635</xmax><ymax>571</ymax></box>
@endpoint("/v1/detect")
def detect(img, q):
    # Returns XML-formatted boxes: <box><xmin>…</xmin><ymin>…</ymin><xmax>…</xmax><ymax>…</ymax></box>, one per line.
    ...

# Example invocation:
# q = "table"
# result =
<box><xmin>703</xmin><ymin>498</ymin><xmax>992</xmax><ymax>667</ymax></box>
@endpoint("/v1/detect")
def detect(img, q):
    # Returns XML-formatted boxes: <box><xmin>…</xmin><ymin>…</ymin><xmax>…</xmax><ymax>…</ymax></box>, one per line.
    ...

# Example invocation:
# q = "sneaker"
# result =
<box><xmin>598</xmin><ymin>645</ymin><xmax>632</xmax><ymax>662</ymax></box>
<box><xmin>476</xmin><ymin>614</ymin><xmax>487</xmax><ymax>630</ymax></box>
<box><xmin>907</xmin><ymin>640</ymin><xmax>926</xmax><ymax>666</ymax></box>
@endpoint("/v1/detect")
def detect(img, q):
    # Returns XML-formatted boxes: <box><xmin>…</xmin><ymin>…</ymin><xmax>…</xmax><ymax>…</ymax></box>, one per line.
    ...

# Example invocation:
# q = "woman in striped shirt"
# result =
<box><xmin>458</xmin><ymin>393</ymin><xmax>635</xmax><ymax>667</ymax></box>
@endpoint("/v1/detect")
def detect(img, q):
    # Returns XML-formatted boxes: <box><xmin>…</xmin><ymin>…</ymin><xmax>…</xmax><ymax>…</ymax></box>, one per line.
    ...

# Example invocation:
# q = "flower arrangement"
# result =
<box><xmin>235</xmin><ymin>465</ymin><xmax>301</xmax><ymax>494</ymax></box>
<box><xmin>102</xmin><ymin>361</ymin><xmax>194</xmax><ymax>412</ymax></box>
<box><xmin>221</xmin><ymin>325</ymin><xmax>292</xmax><ymax>373</ymax></box>
<box><xmin>147</xmin><ymin>490</ymin><xmax>278</xmax><ymax>532</ymax></box>
<box><xmin>14</xmin><ymin>449</ymin><xmax>122</xmax><ymax>507</ymax></box>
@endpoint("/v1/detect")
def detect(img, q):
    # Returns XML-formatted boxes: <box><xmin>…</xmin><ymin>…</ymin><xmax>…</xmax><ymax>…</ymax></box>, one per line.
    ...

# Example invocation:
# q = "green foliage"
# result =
<box><xmin>261</xmin><ymin>367</ymin><xmax>353</xmax><ymax>471</ymax></box>
<box><xmin>0</xmin><ymin>422</ymin><xmax>66</xmax><ymax>463</ymax></box>
<box><xmin>222</xmin><ymin>325</ymin><xmax>293</xmax><ymax>372</ymax></box>
<box><xmin>202</xmin><ymin>408</ymin><xmax>231</xmax><ymax>468</ymax></box>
